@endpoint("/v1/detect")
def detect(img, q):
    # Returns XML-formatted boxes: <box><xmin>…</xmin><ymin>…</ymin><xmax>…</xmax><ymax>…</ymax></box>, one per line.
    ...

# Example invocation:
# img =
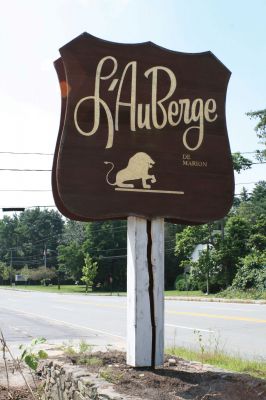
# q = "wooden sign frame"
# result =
<box><xmin>52</xmin><ymin>33</ymin><xmax>234</xmax><ymax>224</ymax></box>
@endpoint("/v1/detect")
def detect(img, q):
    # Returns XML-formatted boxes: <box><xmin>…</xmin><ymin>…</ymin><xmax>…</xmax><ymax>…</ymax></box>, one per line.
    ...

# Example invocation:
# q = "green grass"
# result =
<box><xmin>167</xmin><ymin>346</ymin><xmax>266</xmax><ymax>379</ymax></box>
<box><xmin>2</xmin><ymin>285</ymin><xmax>203</xmax><ymax>297</ymax></box>
<box><xmin>215</xmin><ymin>288</ymin><xmax>266</xmax><ymax>300</ymax></box>
<box><xmin>1</xmin><ymin>285</ymin><xmax>265</xmax><ymax>300</ymax></box>
<box><xmin>4</xmin><ymin>284</ymin><xmax>88</xmax><ymax>293</ymax></box>
<box><xmin>165</xmin><ymin>290</ymin><xmax>204</xmax><ymax>297</ymax></box>
<box><xmin>0</xmin><ymin>284</ymin><xmax>126</xmax><ymax>295</ymax></box>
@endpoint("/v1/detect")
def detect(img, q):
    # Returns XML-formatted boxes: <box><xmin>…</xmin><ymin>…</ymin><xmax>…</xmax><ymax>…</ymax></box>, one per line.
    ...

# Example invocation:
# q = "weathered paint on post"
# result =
<box><xmin>151</xmin><ymin>218</ymin><xmax>165</xmax><ymax>365</ymax></box>
<box><xmin>127</xmin><ymin>217</ymin><xmax>164</xmax><ymax>367</ymax></box>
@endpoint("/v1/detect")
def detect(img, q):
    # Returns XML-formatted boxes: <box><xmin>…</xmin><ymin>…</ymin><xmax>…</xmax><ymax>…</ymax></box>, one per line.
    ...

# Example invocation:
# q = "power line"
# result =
<box><xmin>1</xmin><ymin>163</ymin><xmax>265</xmax><ymax>173</ymax></box>
<box><xmin>0</xmin><ymin>168</ymin><xmax>51</xmax><ymax>172</ymax></box>
<box><xmin>235</xmin><ymin>182</ymin><xmax>257</xmax><ymax>185</ymax></box>
<box><xmin>0</xmin><ymin>151</ymin><xmax>53</xmax><ymax>155</ymax></box>
<box><xmin>0</xmin><ymin>150</ymin><xmax>255</xmax><ymax>155</ymax></box>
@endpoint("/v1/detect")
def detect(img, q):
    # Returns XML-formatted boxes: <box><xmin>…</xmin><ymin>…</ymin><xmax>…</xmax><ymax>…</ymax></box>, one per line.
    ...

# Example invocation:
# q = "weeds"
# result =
<box><xmin>19</xmin><ymin>337</ymin><xmax>48</xmax><ymax>372</ymax></box>
<box><xmin>0</xmin><ymin>329</ymin><xmax>41</xmax><ymax>399</ymax></box>
<box><xmin>194</xmin><ymin>330</ymin><xmax>205</xmax><ymax>365</ymax></box>
<box><xmin>168</xmin><ymin>330</ymin><xmax>266</xmax><ymax>379</ymax></box>
<box><xmin>99</xmin><ymin>368</ymin><xmax>124</xmax><ymax>384</ymax></box>
<box><xmin>61</xmin><ymin>339</ymin><xmax>103</xmax><ymax>366</ymax></box>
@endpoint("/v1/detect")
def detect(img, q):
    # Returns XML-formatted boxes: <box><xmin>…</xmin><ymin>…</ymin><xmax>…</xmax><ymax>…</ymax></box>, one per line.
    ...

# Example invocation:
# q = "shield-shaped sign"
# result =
<box><xmin>52</xmin><ymin>33</ymin><xmax>234</xmax><ymax>223</ymax></box>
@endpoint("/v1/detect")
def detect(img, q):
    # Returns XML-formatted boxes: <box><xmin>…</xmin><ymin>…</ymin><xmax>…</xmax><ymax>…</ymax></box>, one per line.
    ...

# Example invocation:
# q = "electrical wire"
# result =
<box><xmin>0</xmin><ymin>168</ymin><xmax>51</xmax><ymax>171</ymax></box>
<box><xmin>0</xmin><ymin>150</ymin><xmax>260</xmax><ymax>156</ymax></box>
<box><xmin>0</xmin><ymin>151</ymin><xmax>53</xmax><ymax>155</ymax></box>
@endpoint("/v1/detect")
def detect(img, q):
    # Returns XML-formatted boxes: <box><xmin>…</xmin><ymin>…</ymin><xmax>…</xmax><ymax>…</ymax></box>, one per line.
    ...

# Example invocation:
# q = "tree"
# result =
<box><xmin>190</xmin><ymin>248</ymin><xmax>222</xmax><ymax>294</ymax></box>
<box><xmin>82</xmin><ymin>221</ymin><xmax>127</xmax><ymax>290</ymax></box>
<box><xmin>61</xmin><ymin>220</ymin><xmax>87</xmax><ymax>245</ymax></box>
<box><xmin>175</xmin><ymin>224</ymin><xmax>210</xmax><ymax>266</ymax></box>
<box><xmin>164</xmin><ymin>222</ymin><xmax>184</xmax><ymax>289</ymax></box>
<box><xmin>0</xmin><ymin>261</ymin><xmax>9</xmax><ymax>283</ymax></box>
<box><xmin>231</xmin><ymin>152</ymin><xmax>252</xmax><ymax>173</ymax></box>
<box><xmin>27</xmin><ymin>266</ymin><xmax>57</xmax><ymax>285</ymax></box>
<box><xmin>247</xmin><ymin>108</ymin><xmax>266</xmax><ymax>161</ymax></box>
<box><xmin>57</xmin><ymin>242</ymin><xmax>84</xmax><ymax>282</ymax></box>
<box><xmin>247</xmin><ymin>214</ymin><xmax>266</xmax><ymax>252</ymax></box>
<box><xmin>81</xmin><ymin>254</ymin><xmax>98</xmax><ymax>293</ymax></box>
<box><xmin>232</xmin><ymin>252</ymin><xmax>266</xmax><ymax>291</ymax></box>
<box><xmin>0</xmin><ymin>208</ymin><xmax>64</xmax><ymax>269</ymax></box>
<box><xmin>212</xmin><ymin>216</ymin><xmax>250</xmax><ymax>287</ymax></box>
<box><xmin>0</xmin><ymin>214</ymin><xmax>19</xmax><ymax>264</ymax></box>
<box><xmin>236</xmin><ymin>181</ymin><xmax>266</xmax><ymax>221</ymax></box>
<box><xmin>16</xmin><ymin>208</ymin><xmax>64</xmax><ymax>268</ymax></box>
<box><xmin>20</xmin><ymin>265</ymin><xmax>30</xmax><ymax>282</ymax></box>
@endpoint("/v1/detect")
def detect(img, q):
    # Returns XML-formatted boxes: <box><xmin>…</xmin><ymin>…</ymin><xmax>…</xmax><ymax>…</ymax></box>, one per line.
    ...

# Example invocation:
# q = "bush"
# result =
<box><xmin>232</xmin><ymin>252</ymin><xmax>266</xmax><ymax>290</ymax></box>
<box><xmin>174</xmin><ymin>274</ymin><xmax>198</xmax><ymax>291</ymax></box>
<box><xmin>28</xmin><ymin>266</ymin><xmax>57</xmax><ymax>284</ymax></box>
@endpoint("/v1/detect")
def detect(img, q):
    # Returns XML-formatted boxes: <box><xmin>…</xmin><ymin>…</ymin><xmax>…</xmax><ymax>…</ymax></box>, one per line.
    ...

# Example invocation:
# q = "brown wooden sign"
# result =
<box><xmin>52</xmin><ymin>33</ymin><xmax>234</xmax><ymax>223</ymax></box>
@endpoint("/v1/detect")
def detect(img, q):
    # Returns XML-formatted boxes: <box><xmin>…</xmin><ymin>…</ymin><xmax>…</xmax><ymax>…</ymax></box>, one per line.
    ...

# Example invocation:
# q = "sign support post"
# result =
<box><xmin>127</xmin><ymin>216</ymin><xmax>164</xmax><ymax>367</ymax></box>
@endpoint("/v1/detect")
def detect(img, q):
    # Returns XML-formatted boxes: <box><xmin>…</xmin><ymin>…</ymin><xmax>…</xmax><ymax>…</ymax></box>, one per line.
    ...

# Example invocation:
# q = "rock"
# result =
<box><xmin>168</xmin><ymin>358</ymin><xmax>177</xmax><ymax>366</ymax></box>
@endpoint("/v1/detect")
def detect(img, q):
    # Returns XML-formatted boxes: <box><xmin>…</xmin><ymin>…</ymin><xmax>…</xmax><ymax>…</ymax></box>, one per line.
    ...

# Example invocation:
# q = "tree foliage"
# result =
<box><xmin>232</xmin><ymin>252</ymin><xmax>266</xmax><ymax>291</ymax></box>
<box><xmin>82</xmin><ymin>221</ymin><xmax>127</xmax><ymax>290</ymax></box>
<box><xmin>247</xmin><ymin>108</ymin><xmax>266</xmax><ymax>161</ymax></box>
<box><xmin>0</xmin><ymin>261</ymin><xmax>9</xmax><ymax>283</ymax></box>
<box><xmin>57</xmin><ymin>242</ymin><xmax>84</xmax><ymax>281</ymax></box>
<box><xmin>231</xmin><ymin>152</ymin><xmax>252</xmax><ymax>173</ymax></box>
<box><xmin>175</xmin><ymin>182</ymin><xmax>266</xmax><ymax>292</ymax></box>
<box><xmin>0</xmin><ymin>208</ymin><xmax>63</xmax><ymax>269</ymax></box>
<box><xmin>81</xmin><ymin>254</ymin><xmax>98</xmax><ymax>292</ymax></box>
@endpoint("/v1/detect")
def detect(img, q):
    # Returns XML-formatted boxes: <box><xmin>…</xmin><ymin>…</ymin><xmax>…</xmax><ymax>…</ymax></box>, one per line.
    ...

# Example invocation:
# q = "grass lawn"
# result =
<box><xmin>0</xmin><ymin>284</ymin><xmax>126</xmax><ymax>295</ymax></box>
<box><xmin>165</xmin><ymin>290</ymin><xmax>204</xmax><ymax>297</ymax></box>
<box><xmin>167</xmin><ymin>346</ymin><xmax>266</xmax><ymax>379</ymax></box>
<box><xmin>1</xmin><ymin>285</ymin><xmax>203</xmax><ymax>296</ymax></box>
<box><xmin>215</xmin><ymin>288</ymin><xmax>266</xmax><ymax>300</ymax></box>
<box><xmin>1</xmin><ymin>285</ymin><xmax>265</xmax><ymax>300</ymax></box>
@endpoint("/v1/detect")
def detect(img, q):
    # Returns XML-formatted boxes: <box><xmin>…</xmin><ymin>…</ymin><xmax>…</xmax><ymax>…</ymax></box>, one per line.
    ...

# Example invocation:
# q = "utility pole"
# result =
<box><xmin>44</xmin><ymin>244</ymin><xmax>47</xmax><ymax>269</ymax></box>
<box><xmin>10</xmin><ymin>249</ymin><xmax>13</xmax><ymax>286</ymax></box>
<box><xmin>43</xmin><ymin>245</ymin><xmax>47</xmax><ymax>286</ymax></box>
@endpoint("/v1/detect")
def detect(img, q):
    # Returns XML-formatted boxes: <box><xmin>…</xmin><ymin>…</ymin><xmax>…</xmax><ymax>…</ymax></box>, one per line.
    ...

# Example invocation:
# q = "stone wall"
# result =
<box><xmin>40</xmin><ymin>360</ymin><xmax>135</xmax><ymax>400</ymax></box>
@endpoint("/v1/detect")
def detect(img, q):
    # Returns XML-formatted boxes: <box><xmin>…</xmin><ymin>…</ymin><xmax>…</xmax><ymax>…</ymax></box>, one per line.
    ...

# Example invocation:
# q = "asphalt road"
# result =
<box><xmin>0</xmin><ymin>288</ymin><xmax>265</xmax><ymax>360</ymax></box>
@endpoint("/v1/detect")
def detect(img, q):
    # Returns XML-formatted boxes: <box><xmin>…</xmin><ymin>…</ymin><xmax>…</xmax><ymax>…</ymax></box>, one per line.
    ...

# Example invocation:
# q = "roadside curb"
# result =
<box><xmin>1</xmin><ymin>287</ymin><xmax>265</xmax><ymax>304</ymax></box>
<box><xmin>165</xmin><ymin>296</ymin><xmax>266</xmax><ymax>304</ymax></box>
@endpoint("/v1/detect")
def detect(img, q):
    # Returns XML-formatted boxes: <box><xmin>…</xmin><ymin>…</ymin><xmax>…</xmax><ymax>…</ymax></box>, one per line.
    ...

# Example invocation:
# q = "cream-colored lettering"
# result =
<box><xmin>168</xmin><ymin>101</ymin><xmax>179</xmax><ymax>126</ymax></box>
<box><xmin>74</xmin><ymin>56</ymin><xmax>219</xmax><ymax>151</ymax></box>
<box><xmin>204</xmin><ymin>98</ymin><xmax>217</xmax><ymax>122</ymax></box>
<box><xmin>179</xmin><ymin>99</ymin><xmax>192</xmax><ymax>124</ymax></box>
<box><xmin>115</xmin><ymin>61</ymin><xmax>137</xmax><ymax>132</ymax></box>
<box><xmin>74</xmin><ymin>56</ymin><xmax>117</xmax><ymax>149</ymax></box>
<box><xmin>145</xmin><ymin>66</ymin><xmax>176</xmax><ymax>129</ymax></box>
<box><xmin>137</xmin><ymin>103</ymin><xmax>151</xmax><ymax>129</ymax></box>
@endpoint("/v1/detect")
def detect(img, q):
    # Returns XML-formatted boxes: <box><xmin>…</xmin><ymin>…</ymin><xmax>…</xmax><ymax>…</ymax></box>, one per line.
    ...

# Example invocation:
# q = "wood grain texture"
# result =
<box><xmin>53</xmin><ymin>33</ymin><xmax>234</xmax><ymax>223</ymax></box>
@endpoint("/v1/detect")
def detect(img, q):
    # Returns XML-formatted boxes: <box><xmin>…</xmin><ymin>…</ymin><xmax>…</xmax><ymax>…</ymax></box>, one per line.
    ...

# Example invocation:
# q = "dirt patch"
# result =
<box><xmin>1</xmin><ymin>351</ymin><xmax>265</xmax><ymax>399</ymax></box>
<box><xmin>0</xmin><ymin>384</ymin><xmax>34</xmax><ymax>400</ymax></box>
<box><xmin>69</xmin><ymin>351</ymin><xmax>266</xmax><ymax>400</ymax></box>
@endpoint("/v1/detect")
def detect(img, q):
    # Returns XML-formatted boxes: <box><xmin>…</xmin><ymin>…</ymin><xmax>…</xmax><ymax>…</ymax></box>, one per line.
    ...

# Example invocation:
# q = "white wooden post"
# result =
<box><xmin>127</xmin><ymin>216</ymin><xmax>164</xmax><ymax>367</ymax></box>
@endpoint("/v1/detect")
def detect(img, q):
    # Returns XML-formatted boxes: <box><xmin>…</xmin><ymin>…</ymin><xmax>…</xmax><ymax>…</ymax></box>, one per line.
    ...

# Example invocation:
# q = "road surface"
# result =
<box><xmin>0</xmin><ymin>288</ymin><xmax>265</xmax><ymax>360</ymax></box>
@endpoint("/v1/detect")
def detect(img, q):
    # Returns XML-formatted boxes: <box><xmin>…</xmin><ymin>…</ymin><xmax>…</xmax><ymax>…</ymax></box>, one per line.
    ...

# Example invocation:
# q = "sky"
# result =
<box><xmin>0</xmin><ymin>0</ymin><xmax>265</xmax><ymax>219</ymax></box>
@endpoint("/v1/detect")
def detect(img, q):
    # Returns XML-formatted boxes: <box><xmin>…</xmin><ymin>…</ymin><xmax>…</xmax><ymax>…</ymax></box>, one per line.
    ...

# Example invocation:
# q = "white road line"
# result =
<box><xmin>52</xmin><ymin>306</ymin><xmax>74</xmax><ymax>311</ymax></box>
<box><xmin>165</xmin><ymin>324</ymin><xmax>214</xmax><ymax>333</ymax></box>
<box><xmin>2</xmin><ymin>307</ymin><xmax>125</xmax><ymax>340</ymax></box>
<box><xmin>197</xmin><ymin>305</ymin><xmax>261</xmax><ymax>312</ymax></box>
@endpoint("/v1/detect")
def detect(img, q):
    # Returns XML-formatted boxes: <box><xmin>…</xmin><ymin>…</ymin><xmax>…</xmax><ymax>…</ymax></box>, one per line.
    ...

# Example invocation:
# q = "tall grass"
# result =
<box><xmin>167</xmin><ymin>347</ymin><xmax>266</xmax><ymax>379</ymax></box>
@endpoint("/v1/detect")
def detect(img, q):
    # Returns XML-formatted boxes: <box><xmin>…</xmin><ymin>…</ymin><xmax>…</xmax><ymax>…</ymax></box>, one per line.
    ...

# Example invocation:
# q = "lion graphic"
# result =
<box><xmin>104</xmin><ymin>152</ymin><xmax>156</xmax><ymax>189</ymax></box>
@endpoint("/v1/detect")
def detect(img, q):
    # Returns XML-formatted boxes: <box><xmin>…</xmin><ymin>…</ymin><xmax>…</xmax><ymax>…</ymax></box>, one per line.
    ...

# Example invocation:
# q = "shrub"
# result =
<box><xmin>174</xmin><ymin>274</ymin><xmax>197</xmax><ymax>291</ymax></box>
<box><xmin>232</xmin><ymin>252</ymin><xmax>266</xmax><ymax>290</ymax></box>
